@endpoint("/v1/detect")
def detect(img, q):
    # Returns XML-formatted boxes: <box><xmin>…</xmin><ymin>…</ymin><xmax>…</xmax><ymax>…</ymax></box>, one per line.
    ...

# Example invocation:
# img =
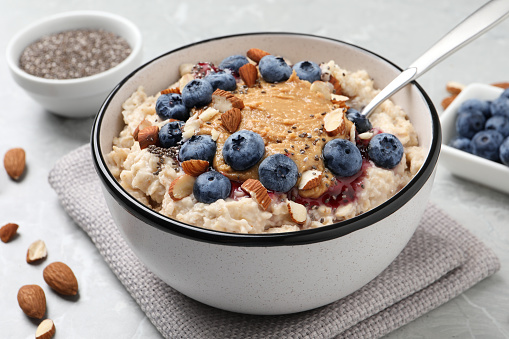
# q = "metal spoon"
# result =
<box><xmin>361</xmin><ymin>0</ymin><xmax>509</xmax><ymax>118</ymax></box>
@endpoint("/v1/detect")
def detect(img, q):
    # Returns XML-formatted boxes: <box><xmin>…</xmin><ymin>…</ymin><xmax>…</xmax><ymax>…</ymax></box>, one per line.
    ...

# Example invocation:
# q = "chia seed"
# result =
<box><xmin>19</xmin><ymin>29</ymin><xmax>132</xmax><ymax>80</ymax></box>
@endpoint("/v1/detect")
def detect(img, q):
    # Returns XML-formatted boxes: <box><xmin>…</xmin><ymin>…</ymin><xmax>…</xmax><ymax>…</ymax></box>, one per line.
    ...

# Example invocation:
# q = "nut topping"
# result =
<box><xmin>168</xmin><ymin>174</ymin><xmax>196</xmax><ymax>200</ymax></box>
<box><xmin>324</xmin><ymin>108</ymin><xmax>346</xmax><ymax>136</ymax></box>
<box><xmin>287</xmin><ymin>201</ymin><xmax>307</xmax><ymax>224</ymax></box>
<box><xmin>239</xmin><ymin>63</ymin><xmax>258</xmax><ymax>88</ymax></box>
<box><xmin>181</xmin><ymin>159</ymin><xmax>209</xmax><ymax>177</ymax></box>
<box><xmin>241</xmin><ymin>179</ymin><xmax>271</xmax><ymax>210</ymax></box>
<box><xmin>246</xmin><ymin>48</ymin><xmax>270</xmax><ymax>63</ymax></box>
<box><xmin>221</xmin><ymin>108</ymin><xmax>242</xmax><ymax>133</ymax></box>
<box><xmin>212</xmin><ymin>89</ymin><xmax>245</xmax><ymax>112</ymax></box>
<box><xmin>298</xmin><ymin>170</ymin><xmax>322</xmax><ymax>190</ymax></box>
<box><xmin>137</xmin><ymin>125</ymin><xmax>159</xmax><ymax>149</ymax></box>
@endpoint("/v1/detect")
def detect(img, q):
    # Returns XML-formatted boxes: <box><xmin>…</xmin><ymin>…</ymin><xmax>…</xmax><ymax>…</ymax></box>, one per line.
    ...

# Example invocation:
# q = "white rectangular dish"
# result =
<box><xmin>440</xmin><ymin>83</ymin><xmax>509</xmax><ymax>193</ymax></box>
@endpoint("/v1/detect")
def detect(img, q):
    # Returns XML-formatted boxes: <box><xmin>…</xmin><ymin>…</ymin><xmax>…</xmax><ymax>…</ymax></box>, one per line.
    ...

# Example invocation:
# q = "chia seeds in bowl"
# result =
<box><xmin>19</xmin><ymin>28</ymin><xmax>132</xmax><ymax>80</ymax></box>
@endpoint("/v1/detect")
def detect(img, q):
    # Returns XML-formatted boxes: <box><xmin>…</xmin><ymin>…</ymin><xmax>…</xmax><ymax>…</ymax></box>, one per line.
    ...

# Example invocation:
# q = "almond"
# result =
<box><xmin>241</xmin><ymin>179</ymin><xmax>271</xmax><ymax>210</ymax></box>
<box><xmin>287</xmin><ymin>201</ymin><xmax>307</xmax><ymax>225</ymax></box>
<box><xmin>441</xmin><ymin>95</ymin><xmax>457</xmax><ymax>110</ymax></box>
<box><xmin>239</xmin><ymin>63</ymin><xmax>258</xmax><ymax>88</ymax></box>
<box><xmin>199</xmin><ymin>107</ymin><xmax>220</xmax><ymax>122</ymax></box>
<box><xmin>492</xmin><ymin>82</ymin><xmax>509</xmax><ymax>89</ymax></box>
<box><xmin>132</xmin><ymin>120</ymin><xmax>152</xmax><ymax>141</ymax></box>
<box><xmin>43</xmin><ymin>262</ymin><xmax>79</xmax><ymax>296</ymax></box>
<box><xmin>324</xmin><ymin>108</ymin><xmax>346</xmax><ymax>136</ymax></box>
<box><xmin>27</xmin><ymin>240</ymin><xmax>48</xmax><ymax>264</ymax></box>
<box><xmin>246</xmin><ymin>48</ymin><xmax>270</xmax><ymax>63</ymax></box>
<box><xmin>329</xmin><ymin>75</ymin><xmax>342</xmax><ymax>95</ymax></box>
<box><xmin>17</xmin><ymin>284</ymin><xmax>46</xmax><ymax>319</ymax></box>
<box><xmin>137</xmin><ymin>125</ymin><xmax>159</xmax><ymax>149</ymax></box>
<box><xmin>181</xmin><ymin>159</ymin><xmax>209</xmax><ymax>177</ymax></box>
<box><xmin>36</xmin><ymin>319</ymin><xmax>56</xmax><ymax>339</ymax></box>
<box><xmin>4</xmin><ymin>148</ymin><xmax>26</xmax><ymax>180</ymax></box>
<box><xmin>168</xmin><ymin>174</ymin><xmax>196</xmax><ymax>201</ymax></box>
<box><xmin>212</xmin><ymin>89</ymin><xmax>245</xmax><ymax>112</ymax></box>
<box><xmin>0</xmin><ymin>222</ymin><xmax>18</xmax><ymax>243</ymax></box>
<box><xmin>298</xmin><ymin>170</ymin><xmax>322</xmax><ymax>190</ymax></box>
<box><xmin>222</xmin><ymin>108</ymin><xmax>242</xmax><ymax>133</ymax></box>
<box><xmin>446</xmin><ymin>81</ymin><xmax>465</xmax><ymax>95</ymax></box>
<box><xmin>160</xmin><ymin>87</ymin><xmax>181</xmax><ymax>95</ymax></box>
<box><xmin>310</xmin><ymin>81</ymin><xmax>332</xmax><ymax>100</ymax></box>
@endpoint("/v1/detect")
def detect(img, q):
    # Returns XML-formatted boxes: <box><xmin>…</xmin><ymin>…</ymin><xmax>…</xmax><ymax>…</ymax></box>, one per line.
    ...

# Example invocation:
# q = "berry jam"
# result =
<box><xmin>191</xmin><ymin>62</ymin><xmax>219</xmax><ymax>79</ymax></box>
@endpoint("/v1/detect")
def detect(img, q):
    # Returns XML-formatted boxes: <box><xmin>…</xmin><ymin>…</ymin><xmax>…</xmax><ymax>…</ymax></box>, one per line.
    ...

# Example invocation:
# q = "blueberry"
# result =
<box><xmin>178</xmin><ymin>135</ymin><xmax>216</xmax><ymax>163</ymax></box>
<box><xmin>346</xmin><ymin>108</ymin><xmax>372</xmax><ymax>133</ymax></box>
<box><xmin>485</xmin><ymin>115</ymin><xmax>509</xmax><ymax>138</ymax></box>
<box><xmin>219</xmin><ymin>55</ymin><xmax>249</xmax><ymax>74</ymax></box>
<box><xmin>471</xmin><ymin>130</ymin><xmax>504</xmax><ymax>162</ymax></box>
<box><xmin>258</xmin><ymin>154</ymin><xmax>298</xmax><ymax>192</ymax></box>
<box><xmin>204</xmin><ymin>71</ymin><xmax>237</xmax><ymax>91</ymax></box>
<box><xmin>182</xmin><ymin>79</ymin><xmax>214</xmax><ymax>108</ymax></box>
<box><xmin>368</xmin><ymin>133</ymin><xmax>404</xmax><ymax>169</ymax></box>
<box><xmin>258</xmin><ymin>55</ymin><xmax>292</xmax><ymax>83</ymax></box>
<box><xmin>490</xmin><ymin>96</ymin><xmax>509</xmax><ymax>119</ymax></box>
<box><xmin>222</xmin><ymin>130</ymin><xmax>265</xmax><ymax>171</ymax></box>
<box><xmin>499</xmin><ymin>137</ymin><xmax>509</xmax><ymax>166</ymax></box>
<box><xmin>322</xmin><ymin>139</ymin><xmax>362</xmax><ymax>177</ymax></box>
<box><xmin>159</xmin><ymin>121</ymin><xmax>184</xmax><ymax>148</ymax></box>
<box><xmin>292</xmin><ymin>61</ymin><xmax>321</xmax><ymax>83</ymax></box>
<box><xmin>193</xmin><ymin>171</ymin><xmax>231</xmax><ymax>204</ymax></box>
<box><xmin>155</xmin><ymin>93</ymin><xmax>189</xmax><ymax>121</ymax></box>
<box><xmin>455</xmin><ymin>111</ymin><xmax>485</xmax><ymax>139</ymax></box>
<box><xmin>449</xmin><ymin>137</ymin><xmax>472</xmax><ymax>153</ymax></box>
<box><xmin>458</xmin><ymin>98</ymin><xmax>491</xmax><ymax>118</ymax></box>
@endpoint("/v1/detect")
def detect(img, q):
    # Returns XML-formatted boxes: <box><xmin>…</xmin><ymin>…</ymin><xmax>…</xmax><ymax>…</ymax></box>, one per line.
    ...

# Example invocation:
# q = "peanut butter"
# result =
<box><xmin>199</xmin><ymin>72</ymin><xmax>353</xmax><ymax>198</ymax></box>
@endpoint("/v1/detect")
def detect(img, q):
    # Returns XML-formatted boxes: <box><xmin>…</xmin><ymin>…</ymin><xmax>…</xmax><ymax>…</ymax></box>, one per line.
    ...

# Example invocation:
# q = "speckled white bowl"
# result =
<box><xmin>6</xmin><ymin>10</ymin><xmax>142</xmax><ymax>118</ymax></box>
<box><xmin>92</xmin><ymin>33</ymin><xmax>441</xmax><ymax>315</ymax></box>
<box><xmin>440</xmin><ymin>83</ymin><xmax>509</xmax><ymax>193</ymax></box>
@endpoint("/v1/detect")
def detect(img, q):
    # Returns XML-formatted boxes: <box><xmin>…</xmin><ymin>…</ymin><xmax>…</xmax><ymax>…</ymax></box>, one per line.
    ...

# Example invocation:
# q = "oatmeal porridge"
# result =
<box><xmin>106</xmin><ymin>49</ymin><xmax>426</xmax><ymax>234</ymax></box>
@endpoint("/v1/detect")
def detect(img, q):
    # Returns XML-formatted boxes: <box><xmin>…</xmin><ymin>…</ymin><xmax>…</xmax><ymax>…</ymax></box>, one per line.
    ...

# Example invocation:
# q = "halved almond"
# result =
<box><xmin>36</xmin><ymin>319</ymin><xmax>56</xmax><ymax>339</ymax></box>
<box><xmin>27</xmin><ymin>240</ymin><xmax>47</xmax><ymax>264</ymax></box>
<box><xmin>298</xmin><ymin>170</ymin><xmax>322</xmax><ymax>190</ymax></box>
<box><xmin>222</xmin><ymin>108</ymin><xmax>242</xmax><ymax>133</ymax></box>
<box><xmin>241</xmin><ymin>179</ymin><xmax>271</xmax><ymax>210</ymax></box>
<box><xmin>133</xmin><ymin>119</ymin><xmax>152</xmax><ymax>141</ymax></box>
<box><xmin>239</xmin><ymin>63</ymin><xmax>258</xmax><ymax>88</ymax></box>
<box><xmin>246</xmin><ymin>48</ymin><xmax>270</xmax><ymax>63</ymax></box>
<box><xmin>138</xmin><ymin>126</ymin><xmax>159</xmax><ymax>149</ymax></box>
<box><xmin>199</xmin><ymin>107</ymin><xmax>220</xmax><ymax>122</ymax></box>
<box><xmin>168</xmin><ymin>174</ymin><xmax>196</xmax><ymax>201</ymax></box>
<box><xmin>287</xmin><ymin>201</ymin><xmax>307</xmax><ymax>225</ymax></box>
<box><xmin>181</xmin><ymin>159</ymin><xmax>209</xmax><ymax>177</ymax></box>
<box><xmin>329</xmin><ymin>75</ymin><xmax>342</xmax><ymax>94</ymax></box>
<box><xmin>324</xmin><ymin>108</ymin><xmax>346</xmax><ymax>136</ymax></box>
<box><xmin>161</xmin><ymin>87</ymin><xmax>181</xmax><ymax>95</ymax></box>
<box><xmin>441</xmin><ymin>95</ymin><xmax>457</xmax><ymax>110</ymax></box>
<box><xmin>446</xmin><ymin>81</ymin><xmax>465</xmax><ymax>95</ymax></box>
<box><xmin>26</xmin><ymin>240</ymin><xmax>47</xmax><ymax>263</ymax></box>
<box><xmin>310</xmin><ymin>81</ymin><xmax>332</xmax><ymax>100</ymax></box>
<box><xmin>212</xmin><ymin>89</ymin><xmax>245</xmax><ymax>112</ymax></box>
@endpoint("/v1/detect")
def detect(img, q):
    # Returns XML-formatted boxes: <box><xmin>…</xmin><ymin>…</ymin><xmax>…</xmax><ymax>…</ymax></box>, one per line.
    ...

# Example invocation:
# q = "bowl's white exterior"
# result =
<box><xmin>94</xmin><ymin>33</ymin><xmax>439</xmax><ymax>315</ymax></box>
<box><xmin>440</xmin><ymin>83</ymin><xmax>509</xmax><ymax>193</ymax></box>
<box><xmin>6</xmin><ymin>11</ymin><xmax>143</xmax><ymax>118</ymax></box>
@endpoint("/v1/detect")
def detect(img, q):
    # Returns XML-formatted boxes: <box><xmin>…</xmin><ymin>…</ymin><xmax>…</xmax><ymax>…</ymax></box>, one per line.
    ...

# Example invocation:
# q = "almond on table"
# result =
<box><xmin>0</xmin><ymin>222</ymin><xmax>19</xmax><ymax>243</ymax></box>
<box><xmin>4</xmin><ymin>147</ymin><xmax>26</xmax><ymax>180</ymax></box>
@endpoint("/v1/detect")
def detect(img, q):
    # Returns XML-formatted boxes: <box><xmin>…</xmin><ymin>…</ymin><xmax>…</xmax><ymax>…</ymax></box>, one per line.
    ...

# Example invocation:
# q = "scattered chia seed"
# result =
<box><xmin>299</xmin><ymin>149</ymin><xmax>305</xmax><ymax>154</ymax></box>
<box><xmin>19</xmin><ymin>29</ymin><xmax>132</xmax><ymax>79</ymax></box>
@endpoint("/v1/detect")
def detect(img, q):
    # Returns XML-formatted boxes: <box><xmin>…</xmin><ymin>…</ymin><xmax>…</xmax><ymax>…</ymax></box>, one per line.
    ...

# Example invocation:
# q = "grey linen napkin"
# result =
<box><xmin>48</xmin><ymin>144</ymin><xmax>500</xmax><ymax>339</ymax></box>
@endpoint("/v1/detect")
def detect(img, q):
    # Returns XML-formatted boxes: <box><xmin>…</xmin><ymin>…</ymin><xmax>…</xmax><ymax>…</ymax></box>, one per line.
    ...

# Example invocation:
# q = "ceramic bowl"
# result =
<box><xmin>440</xmin><ymin>83</ymin><xmax>509</xmax><ymax>193</ymax></box>
<box><xmin>6</xmin><ymin>10</ymin><xmax>142</xmax><ymax>118</ymax></box>
<box><xmin>91</xmin><ymin>33</ymin><xmax>441</xmax><ymax>315</ymax></box>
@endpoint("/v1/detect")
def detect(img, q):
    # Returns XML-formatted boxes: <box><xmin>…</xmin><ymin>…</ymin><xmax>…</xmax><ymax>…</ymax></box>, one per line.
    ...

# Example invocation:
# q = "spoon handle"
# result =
<box><xmin>361</xmin><ymin>0</ymin><xmax>509</xmax><ymax>117</ymax></box>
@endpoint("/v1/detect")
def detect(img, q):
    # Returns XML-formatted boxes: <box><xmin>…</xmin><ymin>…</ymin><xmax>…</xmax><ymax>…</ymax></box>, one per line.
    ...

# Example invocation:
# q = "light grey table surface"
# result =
<box><xmin>1</xmin><ymin>0</ymin><xmax>508</xmax><ymax>338</ymax></box>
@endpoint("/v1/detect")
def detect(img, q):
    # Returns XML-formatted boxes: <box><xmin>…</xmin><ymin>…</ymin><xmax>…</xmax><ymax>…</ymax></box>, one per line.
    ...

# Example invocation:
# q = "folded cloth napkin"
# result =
<box><xmin>48</xmin><ymin>144</ymin><xmax>500</xmax><ymax>339</ymax></box>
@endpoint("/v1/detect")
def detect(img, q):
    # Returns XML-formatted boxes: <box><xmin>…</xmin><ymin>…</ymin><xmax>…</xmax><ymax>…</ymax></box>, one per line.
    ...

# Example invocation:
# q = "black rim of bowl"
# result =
<box><xmin>91</xmin><ymin>32</ymin><xmax>441</xmax><ymax>247</ymax></box>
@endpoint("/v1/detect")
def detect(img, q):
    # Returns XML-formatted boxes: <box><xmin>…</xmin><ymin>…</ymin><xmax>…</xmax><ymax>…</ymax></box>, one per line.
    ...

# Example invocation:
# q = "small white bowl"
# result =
<box><xmin>6</xmin><ymin>11</ymin><xmax>143</xmax><ymax>118</ymax></box>
<box><xmin>440</xmin><ymin>83</ymin><xmax>509</xmax><ymax>193</ymax></box>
